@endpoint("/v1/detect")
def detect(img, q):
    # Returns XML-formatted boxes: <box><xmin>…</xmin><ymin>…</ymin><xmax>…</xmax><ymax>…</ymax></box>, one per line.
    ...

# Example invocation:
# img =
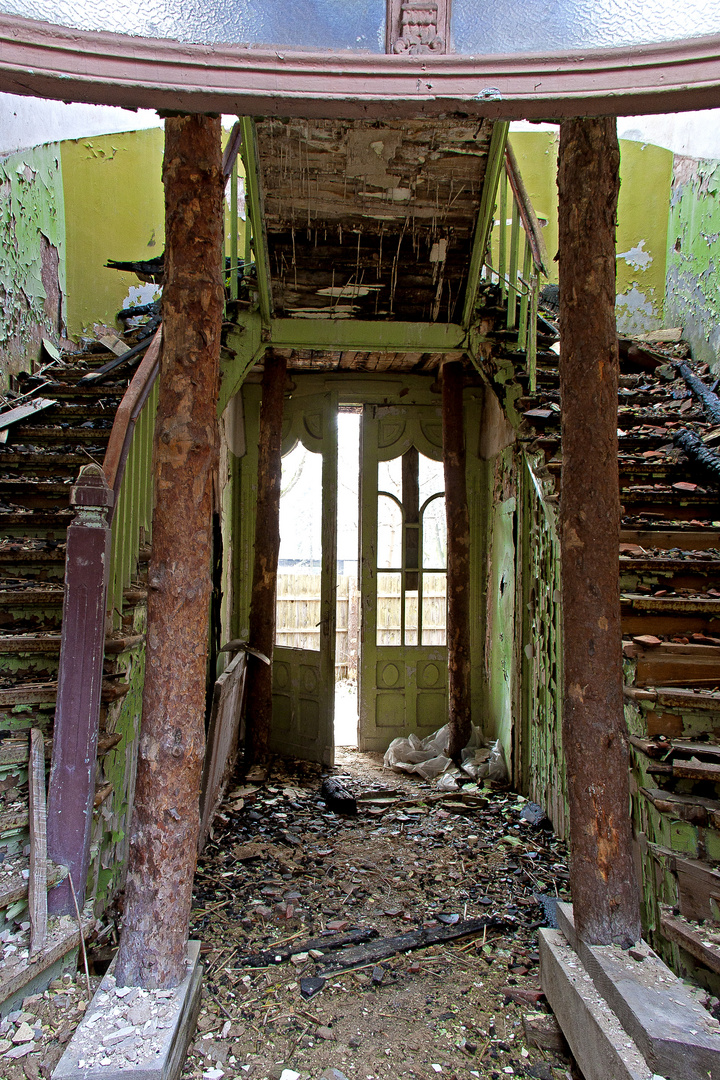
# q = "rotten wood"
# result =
<box><xmin>442</xmin><ymin>360</ymin><xmax>472</xmax><ymax>760</ymax></box>
<box><xmin>114</xmin><ymin>114</ymin><xmax>224</xmax><ymax>990</ymax></box>
<box><xmin>558</xmin><ymin>117</ymin><xmax>640</xmax><ymax>947</ymax></box>
<box><xmin>316</xmin><ymin>915</ymin><xmax>507</xmax><ymax>973</ymax></box>
<box><xmin>673</xmin><ymin>427</ymin><xmax>720</xmax><ymax>489</ymax></box>
<box><xmin>245</xmin><ymin>351</ymin><xmax>287</xmax><ymax>766</ymax></box>
<box><xmin>28</xmin><ymin>727</ymin><xmax>48</xmax><ymax>955</ymax></box>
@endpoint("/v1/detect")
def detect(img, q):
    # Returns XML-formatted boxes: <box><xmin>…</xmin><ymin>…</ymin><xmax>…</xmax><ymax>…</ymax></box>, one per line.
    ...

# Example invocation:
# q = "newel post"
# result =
<box><xmin>47</xmin><ymin>465</ymin><xmax>113</xmax><ymax>914</ymax></box>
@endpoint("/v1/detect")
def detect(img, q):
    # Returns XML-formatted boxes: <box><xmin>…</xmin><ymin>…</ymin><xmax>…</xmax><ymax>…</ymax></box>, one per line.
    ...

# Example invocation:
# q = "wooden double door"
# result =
<box><xmin>242</xmin><ymin>379</ymin><xmax>454</xmax><ymax>764</ymax></box>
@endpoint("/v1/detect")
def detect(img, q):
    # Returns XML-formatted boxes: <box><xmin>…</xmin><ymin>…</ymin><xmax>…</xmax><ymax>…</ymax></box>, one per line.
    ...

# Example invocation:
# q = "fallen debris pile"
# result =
<box><xmin>179</xmin><ymin>748</ymin><xmax>577</xmax><ymax>1080</ymax></box>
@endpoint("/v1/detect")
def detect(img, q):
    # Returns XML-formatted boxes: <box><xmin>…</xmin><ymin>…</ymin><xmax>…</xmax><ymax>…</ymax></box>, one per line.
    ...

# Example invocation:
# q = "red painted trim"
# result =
<box><xmin>1</xmin><ymin>14</ymin><xmax>720</xmax><ymax>116</ymax></box>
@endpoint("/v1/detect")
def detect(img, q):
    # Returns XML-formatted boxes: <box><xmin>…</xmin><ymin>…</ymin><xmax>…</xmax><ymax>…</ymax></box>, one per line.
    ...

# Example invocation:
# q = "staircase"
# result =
<box><xmin>518</xmin><ymin>333</ymin><xmax>720</xmax><ymax>989</ymax></box>
<box><xmin>0</xmin><ymin>346</ymin><xmax>148</xmax><ymax>1010</ymax></box>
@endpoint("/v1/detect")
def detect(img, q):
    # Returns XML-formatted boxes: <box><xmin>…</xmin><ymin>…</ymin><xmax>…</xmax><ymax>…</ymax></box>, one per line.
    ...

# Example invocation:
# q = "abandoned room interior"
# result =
<box><xmin>2</xmin><ymin>2</ymin><xmax>720</xmax><ymax>1079</ymax></box>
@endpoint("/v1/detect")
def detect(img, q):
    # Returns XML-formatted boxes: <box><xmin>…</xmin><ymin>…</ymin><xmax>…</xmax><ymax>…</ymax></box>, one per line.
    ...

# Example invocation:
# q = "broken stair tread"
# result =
<box><xmin>639</xmin><ymin>786</ymin><xmax>720</xmax><ymax>823</ymax></box>
<box><xmin>622</xmin><ymin>593</ymin><xmax>720</xmax><ymax>612</ymax></box>
<box><xmin>0</xmin><ymin>679</ymin><xmax>129</xmax><ymax>706</ymax></box>
<box><xmin>0</xmin><ymin>587</ymin><xmax>66</xmax><ymax>605</ymax></box>
<box><xmin>0</xmin><ymin>632</ymin><xmax>144</xmax><ymax>653</ymax></box>
<box><xmin>660</xmin><ymin>906</ymin><xmax>720</xmax><ymax>977</ymax></box>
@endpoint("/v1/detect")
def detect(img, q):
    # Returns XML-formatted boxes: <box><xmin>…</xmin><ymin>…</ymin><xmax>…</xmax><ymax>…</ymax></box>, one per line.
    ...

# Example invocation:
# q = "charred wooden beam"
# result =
<box><xmin>673</xmin><ymin>427</ymin><xmax>720</xmax><ymax>490</ymax></box>
<box><xmin>114</xmin><ymin>114</ymin><xmax>224</xmax><ymax>989</ymax></box>
<box><xmin>245</xmin><ymin>351</ymin><xmax>287</xmax><ymax>766</ymax></box>
<box><xmin>676</xmin><ymin>362</ymin><xmax>720</xmax><ymax>424</ymax></box>
<box><xmin>442</xmin><ymin>360</ymin><xmax>472</xmax><ymax>760</ymax></box>
<box><xmin>557</xmin><ymin>117</ymin><xmax>640</xmax><ymax>947</ymax></box>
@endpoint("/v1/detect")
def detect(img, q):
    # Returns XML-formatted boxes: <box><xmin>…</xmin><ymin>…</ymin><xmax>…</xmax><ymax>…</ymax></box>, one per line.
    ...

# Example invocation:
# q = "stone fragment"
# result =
<box><xmin>12</xmin><ymin>1023</ymin><xmax>34</xmax><ymax>1044</ymax></box>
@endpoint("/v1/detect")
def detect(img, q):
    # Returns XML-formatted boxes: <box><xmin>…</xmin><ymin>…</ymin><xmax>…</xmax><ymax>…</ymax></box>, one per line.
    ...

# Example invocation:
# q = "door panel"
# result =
<box><xmin>270</xmin><ymin>391</ymin><xmax>337</xmax><ymax>766</ymax></box>
<box><xmin>359</xmin><ymin>404</ymin><xmax>448</xmax><ymax>751</ymax></box>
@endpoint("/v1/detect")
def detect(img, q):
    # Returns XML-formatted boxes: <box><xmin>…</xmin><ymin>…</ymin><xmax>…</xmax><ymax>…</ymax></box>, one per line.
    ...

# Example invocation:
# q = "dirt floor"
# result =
<box><xmin>0</xmin><ymin>749</ymin><xmax>578</xmax><ymax>1080</ymax></box>
<box><xmin>180</xmin><ymin>748</ymin><xmax>576</xmax><ymax>1080</ymax></box>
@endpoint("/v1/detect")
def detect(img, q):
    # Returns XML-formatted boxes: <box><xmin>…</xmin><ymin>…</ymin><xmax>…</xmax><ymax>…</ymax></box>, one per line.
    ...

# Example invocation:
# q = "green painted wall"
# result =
<box><xmin>0</xmin><ymin>143</ymin><xmax>66</xmax><ymax>388</ymax></box>
<box><xmin>666</xmin><ymin>156</ymin><xmax>720</xmax><ymax>373</ymax></box>
<box><xmin>506</xmin><ymin>132</ymin><xmax>673</xmax><ymax>336</ymax></box>
<box><xmin>61</xmin><ymin>129</ymin><xmax>165</xmax><ymax>337</ymax></box>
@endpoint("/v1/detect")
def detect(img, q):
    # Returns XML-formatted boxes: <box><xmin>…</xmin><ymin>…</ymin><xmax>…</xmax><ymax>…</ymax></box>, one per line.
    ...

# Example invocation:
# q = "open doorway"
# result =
<box><xmin>335</xmin><ymin>408</ymin><xmax>362</xmax><ymax>747</ymax></box>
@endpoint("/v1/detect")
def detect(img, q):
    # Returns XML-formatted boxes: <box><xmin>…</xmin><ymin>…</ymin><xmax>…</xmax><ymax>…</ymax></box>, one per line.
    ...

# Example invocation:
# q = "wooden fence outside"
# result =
<box><xmin>276</xmin><ymin>572</ymin><xmax>447</xmax><ymax>675</ymax></box>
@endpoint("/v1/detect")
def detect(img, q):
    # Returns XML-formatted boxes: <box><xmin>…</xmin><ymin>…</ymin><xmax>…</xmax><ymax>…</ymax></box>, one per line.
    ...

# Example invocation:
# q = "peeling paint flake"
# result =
<box><xmin>617</xmin><ymin>239</ymin><xmax>653</xmax><ymax>271</ymax></box>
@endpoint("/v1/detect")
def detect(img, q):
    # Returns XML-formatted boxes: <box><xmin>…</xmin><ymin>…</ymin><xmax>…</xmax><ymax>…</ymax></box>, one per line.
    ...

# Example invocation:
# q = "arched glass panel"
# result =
<box><xmin>422</xmin><ymin>494</ymin><xmax>446</xmax><ymax>570</ymax></box>
<box><xmin>1</xmin><ymin>0</ymin><xmax>385</xmax><ymax>48</ymax></box>
<box><xmin>276</xmin><ymin>442</ymin><xmax>322</xmax><ymax>651</ymax></box>
<box><xmin>451</xmin><ymin>0</ymin><xmax>720</xmax><ymax>54</ymax></box>
<box><xmin>377</xmin><ymin>493</ymin><xmax>403</xmax><ymax>569</ymax></box>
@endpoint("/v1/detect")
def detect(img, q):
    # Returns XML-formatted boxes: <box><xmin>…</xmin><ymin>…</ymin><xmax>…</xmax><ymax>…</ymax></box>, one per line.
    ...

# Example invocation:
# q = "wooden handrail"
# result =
<box><xmin>102</xmin><ymin>327</ymin><xmax>162</xmax><ymax>510</ymax></box>
<box><xmin>504</xmin><ymin>143</ymin><xmax>548</xmax><ymax>277</ymax></box>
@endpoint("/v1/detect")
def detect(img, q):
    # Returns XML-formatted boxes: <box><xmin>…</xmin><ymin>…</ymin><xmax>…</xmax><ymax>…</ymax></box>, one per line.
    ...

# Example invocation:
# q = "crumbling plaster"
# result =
<box><xmin>0</xmin><ymin>143</ymin><xmax>67</xmax><ymax>389</ymax></box>
<box><xmin>666</xmin><ymin>156</ymin><xmax>720</xmax><ymax>373</ymax></box>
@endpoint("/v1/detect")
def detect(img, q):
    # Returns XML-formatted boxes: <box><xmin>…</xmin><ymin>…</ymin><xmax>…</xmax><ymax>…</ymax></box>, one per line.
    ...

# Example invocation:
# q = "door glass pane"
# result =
<box><xmin>276</xmin><ymin>442</ymin><xmax>322</xmax><ymax>651</ymax></box>
<box><xmin>422</xmin><ymin>573</ymin><xmax>447</xmax><ymax>646</ymax></box>
<box><xmin>404</xmin><ymin>589</ymin><xmax>418</xmax><ymax>646</ymax></box>
<box><xmin>378</xmin><ymin>457</ymin><xmax>402</xmax><ymax>500</ymax></box>
<box><xmin>377</xmin><ymin>494</ymin><xmax>402</xmax><ymax>569</ymax></box>
<box><xmin>377</xmin><ymin>572</ymin><xmax>401</xmax><ymax>646</ymax></box>
<box><xmin>419</xmin><ymin>455</ymin><xmax>444</xmax><ymax>506</ymax></box>
<box><xmin>423</xmin><ymin>494</ymin><xmax>447</xmax><ymax>569</ymax></box>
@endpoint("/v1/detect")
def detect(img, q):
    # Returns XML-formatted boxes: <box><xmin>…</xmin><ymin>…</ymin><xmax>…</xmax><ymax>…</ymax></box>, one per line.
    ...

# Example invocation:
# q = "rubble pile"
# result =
<box><xmin>180</xmin><ymin>749</ymin><xmax>575</xmax><ymax>1080</ymax></box>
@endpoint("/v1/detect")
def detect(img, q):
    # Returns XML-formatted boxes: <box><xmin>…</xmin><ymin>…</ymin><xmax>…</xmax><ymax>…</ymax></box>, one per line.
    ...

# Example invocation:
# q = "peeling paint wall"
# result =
<box><xmin>507</xmin><ymin>133</ymin><xmax>672</xmax><ymax>336</ymax></box>
<box><xmin>0</xmin><ymin>143</ymin><xmax>66</xmax><ymax>389</ymax></box>
<box><xmin>665</xmin><ymin>155</ymin><xmax>720</xmax><ymax>373</ymax></box>
<box><xmin>61</xmin><ymin>129</ymin><xmax>165</xmax><ymax>337</ymax></box>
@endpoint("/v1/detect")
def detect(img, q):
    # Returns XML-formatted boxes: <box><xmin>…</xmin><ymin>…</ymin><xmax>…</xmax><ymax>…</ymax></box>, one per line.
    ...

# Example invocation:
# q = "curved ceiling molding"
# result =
<box><xmin>1</xmin><ymin>13</ymin><xmax>720</xmax><ymax>117</ymax></box>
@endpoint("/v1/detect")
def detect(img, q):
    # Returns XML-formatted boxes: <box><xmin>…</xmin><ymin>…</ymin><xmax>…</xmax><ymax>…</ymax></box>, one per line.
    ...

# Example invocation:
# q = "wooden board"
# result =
<box><xmin>198</xmin><ymin>650</ymin><xmax>247</xmax><ymax>853</ymax></box>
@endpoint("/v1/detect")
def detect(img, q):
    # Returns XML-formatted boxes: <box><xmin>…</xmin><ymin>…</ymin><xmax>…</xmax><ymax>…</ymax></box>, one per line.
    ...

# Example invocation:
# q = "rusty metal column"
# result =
<box><xmin>558</xmin><ymin>117</ymin><xmax>640</xmax><ymax>946</ymax></box>
<box><xmin>47</xmin><ymin>465</ymin><xmax>113</xmax><ymax>914</ymax></box>
<box><xmin>115</xmin><ymin>114</ymin><xmax>224</xmax><ymax>989</ymax></box>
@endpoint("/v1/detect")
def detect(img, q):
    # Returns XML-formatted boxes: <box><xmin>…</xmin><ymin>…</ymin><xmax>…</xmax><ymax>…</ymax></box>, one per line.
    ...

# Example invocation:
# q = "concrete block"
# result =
<box><xmin>539</xmin><ymin>928</ymin><xmax>654</xmax><ymax>1080</ymax></box>
<box><xmin>52</xmin><ymin>941</ymin><xmax>202</xmax><ymax>1080</ymax></box>
<box><xmin>557</xmin><ymin>902</ymin><xmax>720</xmax><ymax>1080</ymax></box>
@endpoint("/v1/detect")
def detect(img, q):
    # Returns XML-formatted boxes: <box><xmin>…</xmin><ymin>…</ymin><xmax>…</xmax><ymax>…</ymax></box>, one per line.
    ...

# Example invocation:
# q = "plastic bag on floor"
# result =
<box><xmin>487</xmin><ymin>738</ymin><xmax>509</xmax><ymax>782</ymax></box>
<box><xmin>384</xmin><ymin>724</ymin><xmax>452</xmax><ymax>778</ymax></box>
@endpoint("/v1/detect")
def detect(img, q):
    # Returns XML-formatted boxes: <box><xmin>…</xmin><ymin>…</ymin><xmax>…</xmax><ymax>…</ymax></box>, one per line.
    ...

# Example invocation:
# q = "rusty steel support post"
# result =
<box><xmin>245</xmin><ymin>351</ymin><xmax>287</xmax><ymax>766</ymax></box>
<box><xmin>442</xmin><ymin>360</ymin><xmax>472</xmax><ymax>760</ymax></box>
<box><xmin>47</xmin><ymin>465</ymin><xmax>113</xmax><ymax>915</ymax></box>
<box><xmin>115</xmin><ymin>114</ymin><xmax>224</xmax><ymax>988</ymax></box>
<box><xmin>557</xmin><ymin>117</ymin><xmax>641</xmax><ymax>947</ymax></box>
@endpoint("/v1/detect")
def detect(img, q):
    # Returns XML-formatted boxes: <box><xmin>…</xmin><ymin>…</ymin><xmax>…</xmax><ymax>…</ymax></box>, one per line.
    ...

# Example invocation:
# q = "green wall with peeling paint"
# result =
<box><xmin>61</xmin><ymin>129</ymin><xmax>166</xmax><ymax>337</ymax></box>
<box><xmin>0</xmin><ymin>143</ymin><xmax>66</xmax><ymax>388</ymax></box>
<box><xmin>507</xmin><ymin>132</ymin><xmax>673</xmax><ymax>336</ymax></box>
<box><xmin>666</xmin><ymin>156</ymin><xmax>720</xmax><ymax>373</ymax></box>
